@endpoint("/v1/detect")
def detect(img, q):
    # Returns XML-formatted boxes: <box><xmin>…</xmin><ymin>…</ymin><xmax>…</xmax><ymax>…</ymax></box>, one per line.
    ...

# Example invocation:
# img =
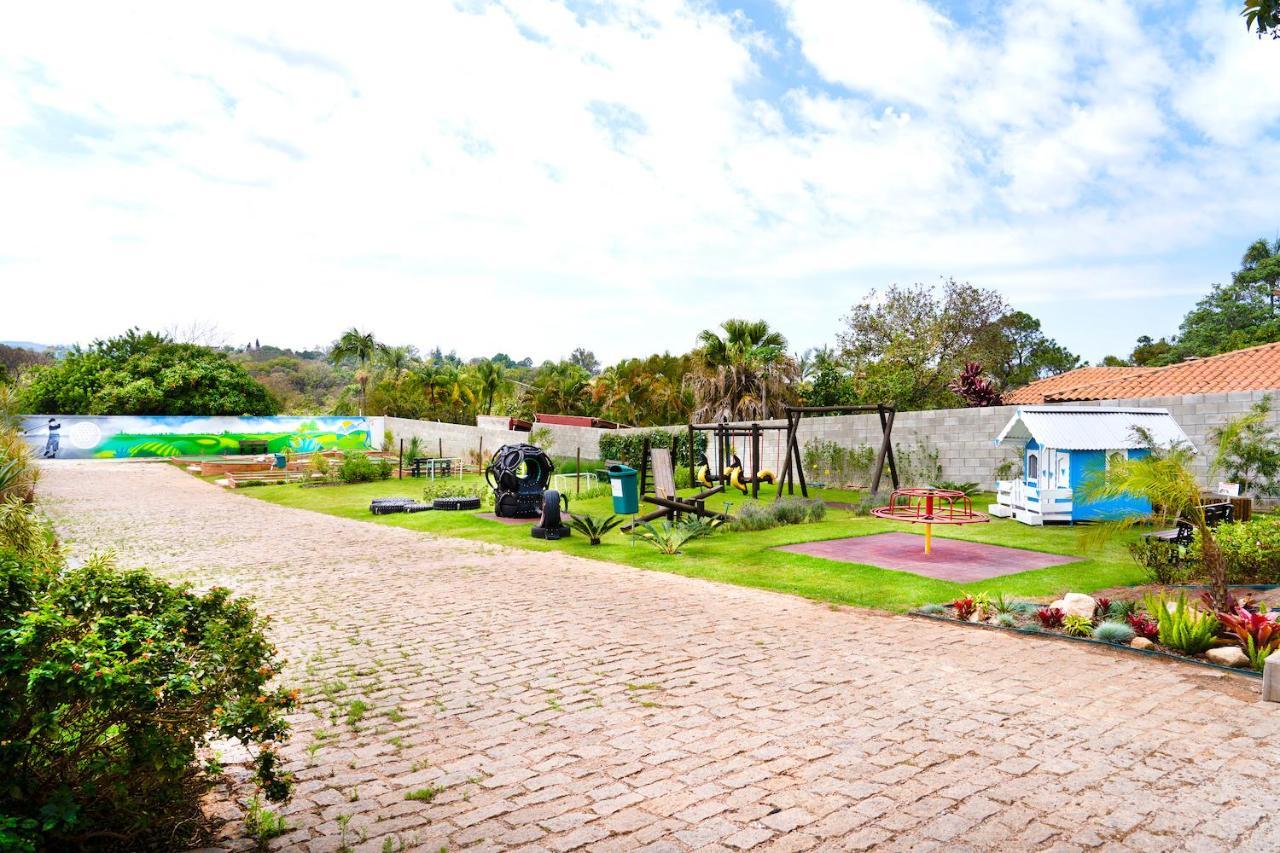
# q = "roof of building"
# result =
<box><xmin>994</xmin><ymin>406</ymin><xmax>1195</xmax><ymax>451</ymax></box>
<box><xmin>1004</xmin><ymin>341</ymin><xmax>1280</xmax><ymax>403</ymax></box>
<box><xmin>533</xmin><ymin>413</ymin><xmax>622</xmax><ymax>429</ymax></box>
<box><xmin>1002</xmin><ymin>366</ymin><xmax>1157</xmax><ymax>404</ymax></box>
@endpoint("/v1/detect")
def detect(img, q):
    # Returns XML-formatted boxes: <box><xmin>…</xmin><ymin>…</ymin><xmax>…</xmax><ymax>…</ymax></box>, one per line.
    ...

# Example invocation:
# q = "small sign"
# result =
<box><xmin>611</xmin><ymin>479</ymin><xmax>624</xmax><ymax>498</ymax></box>
<box><xmin>1218</xmin><ymin>482</ymin><xmax>1240</xmax><ymax>497</ymax></box>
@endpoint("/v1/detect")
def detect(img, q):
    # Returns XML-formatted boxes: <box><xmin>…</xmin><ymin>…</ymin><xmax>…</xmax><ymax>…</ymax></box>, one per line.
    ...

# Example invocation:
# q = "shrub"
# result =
<box><xmin>421</xmin><ymin>480</ymin><xmax>492</xmax><ymax>508</ymax></box>
<box><xmin>1036</xmin><ymin>607</ymin><xmax>1065</xmax><ymax>628</ymax></box>
<box><xmin>0</xmin><ymin>429</ymin><xmax>38</xmax><ymax>503</ymax></box>
<box><xmin>338</xmin><ymin>452</ymin><xmax>393</xmax><ymax>484</ymax></box>
<box><xmin>0</xmin><ymin>549</ymin><xmax>294</xmax><ymax>848</ymax></box>
<box><xmin>528</xmin><ymin>426</ymin><xmax>554</xmax><ymax>450</ymax></box>
<box><xmin>932</xmin><ymin>480</ymin><xmax>982</xmax><ymax>496</ymax></box>
<box><xmin>991</xmin><ymin>593</ymin><xmax>1016</xmax><ymax>615</ymax></box>
<box><xmin>1126</xmin><ymin>612</ymin><xmax>1160</xmax><ymax>641</ymax></box>
<box><xmin>0</xmin><ymin>496</ymin><xmax>54</xmax><ymax>559</ymax></box>
<box><xmin>995</xmin><ymin>613</ymin><xmax>1016</xmax><ymax>628</ymax></box>
<box><xmin>1127</xmin><ymin>538</ymin><xmax>1192</xmax><ymax>585</ymax></box>
<box><xmin>918</xmin><ymin>603</ymin><xmax>946</xmax><ymax>615</ymax></box>
<box><xmin>1202</xmin><ymin>516</ymin><xmax>1280</xmax><ymax>584</ymax></box>
<box><xmin>1092</xmin><ymin>597</ymin><xmax>1112</xmax><ymax>621</ymax></box>
<box><xmin>801</xmin><ymin>440</ymin><xmax>875</xmax><ymax>486</ymax></box>
<box><xmin>729</xmin><ymin>502</ymin><xmax>775</xmax><ymax>532</ymax></box>
<box><xmin>1142</xmin><ymin>593</ymin><xmax>1220</xmax><ymax>654</ymax></box>
<box><xmin>1107</xmin><ymin>599</ymin><xmax>1139</xmax><ymax>620</ymax></box>
<box><xmin>567</xmin><ymin>514</ymin><xmax>623</xmax><ymax>545</ymax></box>
<box><xmin>1093</xmin><ymin>621</ymin><xmax>1136</xmax><ymax>644</ymax></box>
<box><xmin>728</xmin><ymin>498</ymin><xmax>826</xmax><ymax>532</ymax></box>
<box><xmin>951</xmin><ymin>595</ymin><xmax>977</xmax><ymax>620</ymax></box>
<box><xmin>598</xmin><ymin>430</ymin><xmax>707</xmax><ymax>470</ymax></box>
<box><xmin>1062</xmin><ymin>614</ymin><xmax>1094</xmax><ymax>637</ymax></box>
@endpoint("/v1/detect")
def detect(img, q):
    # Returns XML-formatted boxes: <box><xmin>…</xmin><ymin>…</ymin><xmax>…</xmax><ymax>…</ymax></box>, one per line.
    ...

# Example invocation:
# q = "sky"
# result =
<box><xmin>2</xmin><ymin>0</ymin><xmax>1278</xmax><ymax>366</ymax></box>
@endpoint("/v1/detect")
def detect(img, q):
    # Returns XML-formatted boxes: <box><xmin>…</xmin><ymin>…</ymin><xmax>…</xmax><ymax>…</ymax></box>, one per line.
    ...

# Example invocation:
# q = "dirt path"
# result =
<box><xmin>39</xmin><ymin>461</ymin><xmax>1280</xmax><ymax>852</ymax></box>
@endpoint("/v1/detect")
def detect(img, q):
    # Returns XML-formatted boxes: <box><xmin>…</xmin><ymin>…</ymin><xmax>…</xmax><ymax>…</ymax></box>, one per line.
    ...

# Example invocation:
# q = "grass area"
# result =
<box><xmin>235</xmin><ymin>474</ymin><xmax>1148</xmax><ymax>612</ymax></box>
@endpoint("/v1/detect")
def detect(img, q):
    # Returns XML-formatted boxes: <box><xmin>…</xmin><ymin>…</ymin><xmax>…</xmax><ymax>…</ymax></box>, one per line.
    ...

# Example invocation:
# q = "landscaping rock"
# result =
<box><xmin>1204</xmin><ymin>646</ymin><xmax>1250</xmax><ymax>668</ymax></box>
<box><xmin>1050</xmin><ymin>593</ymin><xmax>1097</xmax><ymax>619</ymax></box>
<box><xmin>1130</xmin><ymin>637</ymin><xmax>1155</xmax><ymax>650</ymax></box>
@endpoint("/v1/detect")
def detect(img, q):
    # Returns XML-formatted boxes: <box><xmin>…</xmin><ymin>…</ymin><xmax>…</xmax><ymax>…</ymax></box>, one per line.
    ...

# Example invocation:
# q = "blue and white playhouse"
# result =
<box><xmin>990</xmin><ymin>407</ymin><xmax>1195</xmax><ymax>525</ymax></box>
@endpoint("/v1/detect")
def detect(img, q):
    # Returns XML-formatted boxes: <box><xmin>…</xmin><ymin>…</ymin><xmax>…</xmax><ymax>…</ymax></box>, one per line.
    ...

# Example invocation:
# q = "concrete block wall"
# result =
<box><xmin>381</xmin><ymin>389</ymin><xmax>1280</xmax><ymax>487</ymax></box>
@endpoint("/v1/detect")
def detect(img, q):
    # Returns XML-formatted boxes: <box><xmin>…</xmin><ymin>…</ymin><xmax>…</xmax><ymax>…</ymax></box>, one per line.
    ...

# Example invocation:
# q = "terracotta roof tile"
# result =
<box><xmin>1002</xmin><ymin>366</ymin><xmax>1156</xmax><ymax>404</ymax></box>
<box><xmin>1032</xmin><ymin>340</ymin><xmax>1280</xmax><ymax>402</ymax></box>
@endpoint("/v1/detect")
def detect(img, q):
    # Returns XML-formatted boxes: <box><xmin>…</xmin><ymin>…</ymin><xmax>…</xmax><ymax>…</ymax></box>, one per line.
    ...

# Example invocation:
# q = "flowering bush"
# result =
<box><xmin>1217</xmin><ymin>606</ymin><xmax>1280</xmax><ymax>671</ymax></box>
<box><xmin>0</xmin><ymin>549</ymin><xmax>294</xmax><ymax>849</ymax></box>
<box><xmin>951</xmin><ymin>595</ymin><xmax>977</xmax><ymax>620</ymax></box>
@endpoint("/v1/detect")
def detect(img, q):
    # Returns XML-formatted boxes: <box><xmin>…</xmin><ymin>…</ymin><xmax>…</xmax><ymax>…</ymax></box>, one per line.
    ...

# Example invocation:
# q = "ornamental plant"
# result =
<box><xmin>0</xmin><ymin>548</ymin><xmax>295</xmax><ymax>849</ymax></box>
<box><xmin>1035</xmin><ymin>606</ymin><xmax>1065</xmax><ymax>629</ymax></box>
<box><xmin>951</xmin><ymin>595</ymin><xmax>977</xmax><ymax>621</ymax></box>
<box><xmin>567</xmin><ymin>513</ymin><xmax>624</xmax><ymax>545</ymax></box>
<box><xmin>1142</xmin><ymin>593</ymin><xmax>1220</xmax><ymax>655</ymax></box>
<box><xmin>1217</xmin><ymin>606</ymin><xmax>1280</xmax><ymax>671</ymax></box>
<box><xmin>1061</xmin><ymin>614</ymin><xmax>1094</xmax><ymax>637</ymax></box>
<box><xmin>1126</xmin><ymin>612</ymin><xmax>1160</xmax><ymax>641</ymax></box>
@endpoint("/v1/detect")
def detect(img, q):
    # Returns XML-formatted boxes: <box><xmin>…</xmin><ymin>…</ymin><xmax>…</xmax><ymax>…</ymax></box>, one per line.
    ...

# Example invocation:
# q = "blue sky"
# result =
<box><xmin>1</xmin><ymin>0</ymin><xmax>1278</xmax><ymax>366</ymax></box>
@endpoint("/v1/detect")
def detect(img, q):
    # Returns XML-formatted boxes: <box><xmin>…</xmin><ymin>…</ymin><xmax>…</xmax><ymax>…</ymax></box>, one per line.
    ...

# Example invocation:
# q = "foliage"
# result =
<box><xmin>244</xmin><ymin>795</ymin><xmax>289</xmax><ymax>842</ymax></box>
<box><xmin>338</xmin><ymin>452</ymin><xmax>393</xmax><ymax>484</ymax></box>
<box><xmin>1093</xmin><ymin>597</ymin><xmax>1112</xmax><ymax>621</ymax></box>
<box><xmin>598</xmin><ymin>430</ymin><xmax>707</xmax><ymax>469</ymax></box>
<box><xmin>472</xmin><ymin>360</ymin><xmax>513</xmax><ymax>416</ymax></box>
<box><xmin>1211</xmin><ymin>396</ymin><xmax>1280</xmax><ymax>497</ymax></box>
<box><xmin>1036</xmin><ymin>606</ymin><xmax>1065</xmax><ymax>628</ymax></box>
<box><xmin>1197</xmin><ymin>515</ymin><xmax>1280</xmax><ymax>584</ymax></box>
<box><xmin>893</xmin><ymin>439</ymin><xmax>943</xmax><ymax>487</ymax></box>
<box><xmin>421</xmin><ymin>480</ymin><xmax>492</xmax><ymax>507</ymax></box>
<box><xmin>1127</xmin><ymin>537</ymin><xmax>1191</xmax><ymax>585</ymax></box>
<box><xmin>803</xmin><ymin>440</ymin><xmax>875</xmax><ymax>486</ymax></box>
<box><xmin>933</xmin><ymin>480</ymin><xmax>982</xmax><ymax>497</ymax></box>
<box><xmin>948</xmin><ymin>362</ymin><xmax>1003</xmax><ymax>407</ymax></box>
<box><xmin>1107</xmin><ymin>599</ymin><xmax>1139</xmax><ymax>620</ymax></box>
<box><xmin>329</xmin><ymin>328</ymin><xmax>379</xmax><ymax>416</ymax></box>
<box><xmin>1061</xmin><ymin>614</ymin><xmax>1094</xmax><ymax>637</ymax></box>
<box><xmin>983</xmin><ymin>311</ymin><xmax>1079</xmax><ymax>390</ymax></box>
<box><xmin>1126</xmin><ymin>612</ymin><xmax>1160</xmax><ymax>641</ymax></box>
<box><xmin>1086</xmin><ymin>445</ymin><xmax>1230</xmax><ymax>610</ymax></box>
<box><xmin>728</xmin><ymin>498</ymin><xmax>825</xmax><ymax>531</ymax></box>
<box><xmin>995</xmin><ymin>612</ymin><xmax>1017</xmax><ymax>628</ymax></box>
<box><xmin>629</xmin><ymin>517</ymin><xmax>718</xmax><ymax>555</ymax></box>
<box><xmin>1243</xmin><ymin>0</ymin><xmax>1280</xmax><ymax>38</ymax></box>
<box><xmin>0</xmin><ymin>549</ymin><xmax>294</xmax><ymax>848</ymax></box>
<box><xmin>690</xmin><ymin>319</ymin><xmax>799</xmax><ymax>421</ymax></box>
<box><xmin>1092</xmin><ymin>621</ymin><xmax>1135</xmax><ymax>644</ymax></box>
<box><xmin>400</xmin><ymin>436</ymin><xmax>424</xmax><ymax>463</ymax></box>
<box><xmin>918</xmin><ymin>603</ymin><xmax>946</xmax><ymax>615</ymax></box>
<box><xmin>590</xmin><ymin>352</ymin><xmax>695</xmax><ymax>427</ymax></box>
<box><xmin>20</xmin><ymin>329</ymin><xmax>277</xmax><ymax>416</ymax></box>
<box><xmin>528</xmin><ymin>426</ymin><xmax>554</xmax><ymax>450</ymax></box>
<box><xmin>951</xmin><ymin>595</ymin><xmax>976</xmax><ymax>620</ymax></box>
<box><xmin>1142</xmin><ymin>593</ymin><xmax>1220</xmax><ymax>654</ymax></box>
<box><xmin>0</xmin><ymin>497</ymin><xmax>54</xmax><ymax>559</ymax></box>
<box><xmin>1217</xmin><ymin>606</ymin><xmax>1280</xmax><ymax>671</ymax></box>
<box><xmin>566</xmin><ymin>514</ymin><xmax>624</xmax><ymax>545</ymax></box>
<box><xmin>0</xmin><ymin>429</ymin><xmax>38</xmax><ymax>504</ymax></box>
<box><xmin>992</xmin><ymin>453</ymin><xmax>1022</xmax><ymax>483</ymax></box>
<box><xmin>990</xmin><ymin>592</ymin><xmax>1016</xmax><ymax>615</ymax></box>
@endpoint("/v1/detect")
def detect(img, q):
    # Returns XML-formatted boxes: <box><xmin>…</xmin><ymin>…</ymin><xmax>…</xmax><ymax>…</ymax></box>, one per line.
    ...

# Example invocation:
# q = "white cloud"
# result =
<box><xmin>0</xmin><ymin>0</ymin><xmax>1276</xmax><ymax>366</ymax></box>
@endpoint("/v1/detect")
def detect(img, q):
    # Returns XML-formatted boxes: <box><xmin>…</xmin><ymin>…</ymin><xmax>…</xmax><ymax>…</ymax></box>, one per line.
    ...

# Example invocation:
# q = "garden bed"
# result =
<box><xmin>912</xmin><ymin>590</ymin><xmax>1275</xmax><ymax>679</ymax></box>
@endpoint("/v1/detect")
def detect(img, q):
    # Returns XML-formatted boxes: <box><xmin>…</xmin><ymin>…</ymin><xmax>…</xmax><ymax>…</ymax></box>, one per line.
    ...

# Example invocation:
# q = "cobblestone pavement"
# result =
<box><xmin>39</xmin><ymin>461</ymin><xmax>1280</xmax><ymax>852</ymax></box>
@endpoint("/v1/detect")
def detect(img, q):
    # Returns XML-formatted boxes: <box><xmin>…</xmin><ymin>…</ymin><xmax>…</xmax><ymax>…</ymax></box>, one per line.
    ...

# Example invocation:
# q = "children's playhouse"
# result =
<box><xmin>989</xmin><ymin>406</ymin><xmax>1194</xmax><ymax>525</ymax></box>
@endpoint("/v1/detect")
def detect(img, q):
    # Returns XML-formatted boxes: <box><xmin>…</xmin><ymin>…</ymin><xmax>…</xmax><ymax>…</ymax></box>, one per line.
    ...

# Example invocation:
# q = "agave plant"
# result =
<box><xmin>630</xmin><ymin>517</ymin><xmax>718</xmax><ymax>555</ymax></box>
<box><xmin>1217</xmin><ymin>607</ymin><xmax>1280</xmax><ymax>671</ymax></box>
<box><xmin>567</xmin><ymin>514</ymin><xmax>624</xmax><ymax>546</ymax></box>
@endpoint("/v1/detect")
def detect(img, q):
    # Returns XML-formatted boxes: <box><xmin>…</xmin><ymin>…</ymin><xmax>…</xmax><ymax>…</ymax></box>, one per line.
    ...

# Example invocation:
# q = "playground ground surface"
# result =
<box><xmin>239</xmin><ymin>473</ymin><xmax>1146</xmax><ymax>612</ymax></box>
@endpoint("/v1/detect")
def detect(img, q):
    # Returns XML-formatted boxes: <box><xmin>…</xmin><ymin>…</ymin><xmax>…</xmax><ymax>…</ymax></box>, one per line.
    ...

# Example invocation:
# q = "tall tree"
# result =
<box><xmin>837</xmin><ymin>279</ymin><xmax>1008</xmax><ymax>410</ymax></box>
<box><xmin>982</xmin><ymin>311</ymin><xmax>1079</xmax><ymax>388</ymax></box>
<box><xmin>328</xmin><ymin>328</ymin><xmax>378</xmax><ymax>416</ymax></box>
<box><xmin>690</xmin><ymin>319</ymin><xmax>798</xmax><ymax>421</ymax></box>
<box><xmin>568</xmin><ymin>348</ymin><xmax>600</xmax><ymax>376</ymax></box>
<box><xmin>471</xmin><ymin>360</ymin><xmax>512</xmax><ymax>416</ymax></box>
<box><xmin>1243</xmin><ymin>0</ymin><xmax>1280</xmax><ymax>38</ymax></box>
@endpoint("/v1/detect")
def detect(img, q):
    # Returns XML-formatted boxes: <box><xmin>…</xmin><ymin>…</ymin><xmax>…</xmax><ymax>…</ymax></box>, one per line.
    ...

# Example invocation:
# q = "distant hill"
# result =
<box><xmin>1</xmin><ymin>341</ymin><xmax>54</xmax><ymax>352</ymax></box>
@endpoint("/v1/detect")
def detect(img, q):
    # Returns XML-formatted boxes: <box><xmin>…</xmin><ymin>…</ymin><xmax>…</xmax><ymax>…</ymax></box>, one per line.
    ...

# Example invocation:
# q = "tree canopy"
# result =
<box><xmin>20</xmin><ymin>330</ymin><xmax>277</xmax><ymax>416</ymax></box>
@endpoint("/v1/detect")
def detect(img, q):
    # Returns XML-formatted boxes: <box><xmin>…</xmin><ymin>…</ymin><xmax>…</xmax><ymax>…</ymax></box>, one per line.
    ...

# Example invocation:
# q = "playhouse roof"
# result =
<box><xmin>994</xmin><ymin>406</ymin><xmax>1195</xmax><ymax>452</ymax></box>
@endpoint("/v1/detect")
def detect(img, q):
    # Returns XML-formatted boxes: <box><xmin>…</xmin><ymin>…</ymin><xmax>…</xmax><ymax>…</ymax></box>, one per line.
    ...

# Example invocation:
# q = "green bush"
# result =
<box><xmin>1142</xmin><ymin>592</ymin><xmax>1220</xmax><ymax>654</ymax></box>
<box><xmin>1127</xmin><ymin>537</ymin><xmax>1192</xmax><ymax>585</ymax></box>
<box><xmin>598</xmin><ymin>430</ymin><xmax>707</xmax><ymax>469</ymax></box>
<box><xmin>0</xmin><ymin>549</ymin><xmax>294</xmax><ymax>849</ymax></box>
<box><xmin>1199</xmin><ymin>516</ymin><xmax>1280</xmax><ymax>584</ymax></box>
<box><xmin>1093</xmin><ymin>621</ymin><xmax>1135</xmax><ymax>645</ymax></box>
<box><xmin>338</xmin><ymin>452</ymin><xmax>393</xmax><ymax>484</ymax></box>
<box><xmin>727</xmin><ymin>498</ymin><xmax>826</xmax><ymax>532</ymax></box>
<box><xmin>421</xmin><ymin>480</ymin><xmax>492</xmax><ymax>508</ymax></box>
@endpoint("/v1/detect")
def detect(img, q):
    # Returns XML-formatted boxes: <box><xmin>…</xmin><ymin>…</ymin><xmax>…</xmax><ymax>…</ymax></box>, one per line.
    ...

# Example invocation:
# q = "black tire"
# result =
<box><xmin>431</xmin><ymin>496</ymin><xmax>482</xmax><ymax>511</ymax></box>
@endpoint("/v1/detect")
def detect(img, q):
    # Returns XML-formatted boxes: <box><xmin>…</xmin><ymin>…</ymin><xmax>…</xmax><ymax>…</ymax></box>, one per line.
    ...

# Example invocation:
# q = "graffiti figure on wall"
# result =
<box><xmin>21</xmin><ymin>417</ymin><xmax>61</xmax><ymax>458</ymax></box>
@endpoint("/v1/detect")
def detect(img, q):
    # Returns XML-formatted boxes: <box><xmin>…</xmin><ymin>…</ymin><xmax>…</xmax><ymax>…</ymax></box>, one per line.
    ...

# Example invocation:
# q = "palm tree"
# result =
<box><xmin>376</xmin><ymin>344</ymin><xmax>416</xmax><ymax>384</ymax></box>
<box><xmin>472</xmin><ymin>360</ymin><xmax>512</xmax><ymax>416</ymax></box>
<box><xmin>690</xmin><ymin>319</ymin><xmax>798</xmax><ymax>422</ymax></box>
<box><xmin>1085</xmin><ymin>445</ymin><xmax>1229</xmax><ymax>610</ymax></box>
<box><xmin>329</xmin><ymin>328</ymin><xmax>378</xmax><ymax>416</ymax></box>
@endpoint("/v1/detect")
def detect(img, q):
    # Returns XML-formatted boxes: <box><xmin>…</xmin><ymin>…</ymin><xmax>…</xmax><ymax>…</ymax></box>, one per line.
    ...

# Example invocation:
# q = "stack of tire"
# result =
<box><xmin>485</xmin><ymin>443</ymin><xmax>554</xmax><ymax>518</ymax></box>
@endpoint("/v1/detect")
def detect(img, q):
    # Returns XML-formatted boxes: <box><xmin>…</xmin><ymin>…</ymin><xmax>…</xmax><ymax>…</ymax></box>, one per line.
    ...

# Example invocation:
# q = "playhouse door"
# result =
<box><xmin>1056</xmin><ymin>452</ymin><xmax>1070</xmax><ymax>488</ymax></box>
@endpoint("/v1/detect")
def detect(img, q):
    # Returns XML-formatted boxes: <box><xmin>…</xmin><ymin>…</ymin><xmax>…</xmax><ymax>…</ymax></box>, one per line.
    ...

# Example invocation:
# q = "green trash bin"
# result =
<box><xmin>606</xmin><ymin>464</ymin><xmax>639</xmax><ymax>515</ymax></box>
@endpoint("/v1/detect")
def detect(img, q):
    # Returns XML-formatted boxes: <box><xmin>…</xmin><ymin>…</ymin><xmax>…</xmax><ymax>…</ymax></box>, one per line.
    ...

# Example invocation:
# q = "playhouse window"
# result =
<box><xmin>1027</xmin><ymin>452</ymin><xmax>1039</xmax><ymax>480</ymax></box>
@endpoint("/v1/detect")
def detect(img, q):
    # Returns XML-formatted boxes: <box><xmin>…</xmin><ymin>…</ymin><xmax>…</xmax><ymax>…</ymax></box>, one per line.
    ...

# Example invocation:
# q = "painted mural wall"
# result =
<box><xmin>18</xmin><ymin>415</ymin><xmax>375</xmax><ymax>460</ymax></box>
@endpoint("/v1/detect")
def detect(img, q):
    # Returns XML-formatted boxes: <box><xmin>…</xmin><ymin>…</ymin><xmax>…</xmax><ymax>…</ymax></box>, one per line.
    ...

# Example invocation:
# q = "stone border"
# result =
<box><xmin>909</xmin><ymin>611</ymin><xmax>1262</xmax><ymax>679</ymax></box>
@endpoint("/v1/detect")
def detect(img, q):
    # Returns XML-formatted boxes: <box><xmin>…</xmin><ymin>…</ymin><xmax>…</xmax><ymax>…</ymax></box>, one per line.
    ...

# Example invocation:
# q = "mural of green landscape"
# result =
<box><xmin>19</xmin><ymin>416</ymin><xmax>374</xmax><ymax>460</ymax></box>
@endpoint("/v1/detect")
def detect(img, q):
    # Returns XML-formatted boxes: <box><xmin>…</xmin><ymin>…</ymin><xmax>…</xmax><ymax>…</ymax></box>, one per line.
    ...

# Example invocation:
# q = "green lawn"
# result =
<box><xmin>236</xmin><ymin>474</ymin><xmax>1148</xmax><ymax>612</ymax></box>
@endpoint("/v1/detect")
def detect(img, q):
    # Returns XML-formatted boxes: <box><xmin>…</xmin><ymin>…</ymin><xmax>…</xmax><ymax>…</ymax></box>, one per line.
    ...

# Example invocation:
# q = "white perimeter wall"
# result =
<box><xmin>382</xmin><ymin>390</ymin><xmax>1280</xmax><ymax>486</ymax></box>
